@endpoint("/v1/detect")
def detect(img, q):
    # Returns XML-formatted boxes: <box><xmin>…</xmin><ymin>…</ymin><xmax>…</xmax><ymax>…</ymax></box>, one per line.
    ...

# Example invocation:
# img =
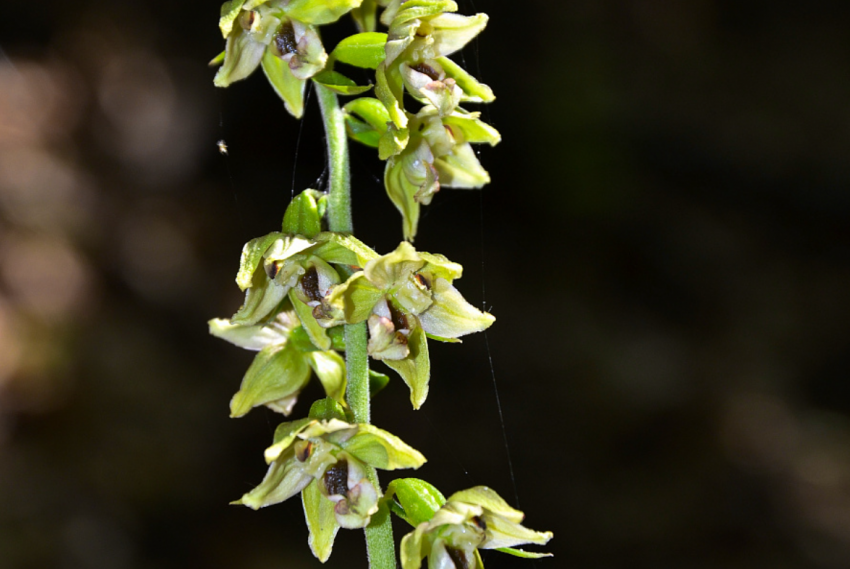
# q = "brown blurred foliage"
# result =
<box><xmin>2</xmin><ymin>1</ymin><xmax>850</xmax><ymax>568</ymax></box>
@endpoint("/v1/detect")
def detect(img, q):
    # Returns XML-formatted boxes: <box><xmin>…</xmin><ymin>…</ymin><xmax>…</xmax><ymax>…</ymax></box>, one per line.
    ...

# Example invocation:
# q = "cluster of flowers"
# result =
<box><xmin>210</xmin><ymin>190</ymin><xmax>549</xmax><ymax>564</ymax></box>
<box><xmin>213</xmin><ymin>0</ymin><xmax>499</xmax><ymax>240</ymax></box>
<box><xmin>211</xmin><ymin>2</ymin><xmax>551</xmax><ymax>566</ymax></box>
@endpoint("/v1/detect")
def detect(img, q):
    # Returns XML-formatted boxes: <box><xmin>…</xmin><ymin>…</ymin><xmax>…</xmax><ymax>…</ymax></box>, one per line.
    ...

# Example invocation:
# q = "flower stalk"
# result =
<box><xmin>317</xmin><ymin>81</ymin><xmax>395</xmax><ymax>569</ymax></box>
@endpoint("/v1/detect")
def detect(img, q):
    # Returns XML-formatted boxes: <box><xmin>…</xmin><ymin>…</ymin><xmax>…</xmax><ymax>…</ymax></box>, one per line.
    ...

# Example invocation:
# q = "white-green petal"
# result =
<box><xmin>302</xmin><ymin>480</ymin><xmax>340</xmax><ymax>562</ymax></box>
<box><xmin>285</xmin><ymin>0</ymin><xmax>364</xmax><ymax>26</ymax></box>
<box><xmin>368</xmin><ymin>314</ymin><xmax>411</xmax><ymax>361</ymax></box>
<box><xmin>429</xmin><ymin>12</ymin><xmax>488</xmax><ymax>58</ymax></box>
<box><xmin>326</xmin><ymin>273</ymin><xmax>385</xmax><ymax>324</ymax></box>
<box><xmin>230</xmin><ymin>272</ymin><xmax>288</xmax><ymax>325</ymax></box>
<box><xmin>376</xmin><ymin>63</ymin><xmax>407</xmax><ymax>128</ymax></box>
<box><xmin>437</xmin><ymin>56</ymin><xmax>494</xmax><ymax>103</ymax></box>
<box><xmin>446</xmin><ymin>487</ymin><xmax>523</xmax><ymax>522</ymax></box>
<box><xmin>263</xmin><ymin>235</ymin><xmax>316</xmax><ymax>263</ymax></box>
<box><xmin>434</xmin><ymin>143</ymin><xmax>490</xmax><ymax>188</ymax></box>
<box><xmin>215</xmin><ymin>28</ymin><xmax>267</xmax><ymax>87</ymax></box>
<box><xmin>364</xmin><ymin>241</ymin><xmax>423</xmax><ymax>288</ymax></box>
<box><xmin>236</xmin><ymin>232</ymin><xmax>286</xmax><ymax>290</ymax></box>
<box><xmin>314</xmin><ymin>232</ymin><xmax>380</xmax><ymax>266</ymax></box>
<box><xmin>262</xmin><ymin>49</ymin><xmax>306</xmax><ymax>118</ymax></box>
<box><xmin>480</xmin><ymin>514</ymin><xmax>553</xmax><ymax>550</ymax></box>
<box><xmin>442</xmin><ymin>112</ymin><xmax>500</xmax><ymax>146</ymax></box>
<box><xmin>384</xmin><ymin>151</ymin><xmax>427</xmax><ymax>241</ymax></box>
<box><xmin>237</xmin><ymin>449</ymin><xmax>313</xmax><ymax>509</ymax></box>
<box><xmin>208</xmin><ymin>315</ymin><xmax>291</xmax><ymax>350</ymax></box>
<box><xmin>265</xmin><ymin>417</ymin><xmax>314</xmax><ymax>462</ymax></box>
<box><xmin>307</xmin><ymin>350</ymin><xmax>346</xmax><ymax>404</ymax></box>
<box><xmin>341</xmin><ymin>424</ymin><xmax>427</xmax><ymax>470</ymax></box>
<box><xmin>219</xmin><ymin>0</ymin><xmax>248</xmax><ymax>38</ymax></box>
<box><xmin>417</xmin><ymin>278</ymin><xmax>493</xmax><ymax>339</ymax></box>
<box><xmin>290</xmin><ymin>290</ymin><xmax>332</xmax><ymax>350</ymax></box>
<box><xmin>400</xmin><ymin>524</ymin><xmax>428</xmax><ymax>569</ymax></box>
<box><xmin>230</xmin><ymin>343</ymin><xmax>311</xmax><ymax>417</ymax></box>
<box><xmin>418</xmin><ymin>251</ymin><xmax>463</xmax><ymax>281</ymax></box>
<box><xmin>384</xmin><ymin>325</ymin><xmax>431</xmax><ymax>409</ymax></box>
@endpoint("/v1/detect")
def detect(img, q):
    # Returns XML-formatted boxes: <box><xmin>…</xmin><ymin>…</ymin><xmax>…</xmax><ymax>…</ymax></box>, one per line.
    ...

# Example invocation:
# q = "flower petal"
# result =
<box><xmin>262</xmin><ymin>49</ymin><xmax>306</xmax><ymax>118</ymax></box>
<box><xmin>236</xmin><ymin>448</ymin><xmax>313</xmax><ymax>509</ymax></box>
<box><xmin>480</xmin><ymin>514</ymin><xmax>553</xmax><ymax>550</ymax></box>
<box><xmin>230</xmin><ymin>343</ymin><xmax>312</xmax><ymax>417</ymax></box>
<box><xmin>429</xmin><ymin>13</ymin><xmax>488</xmax><ymax>58</ymax></box>
<box><xmin>285</xmin><ymin>0</ymin><xmax>365</xmax><ymax>26</ymax></box>
<box><xmin>383</xmin><ymin>325</ymin><xmax>431</xmax><ymax>409</ymax></box>
<box><xmin>307</xmin><ymin>350</ymin><xmax>347</xmax><ymax>404</ymax></box>
<box><xmin>433</xmin><ymin>143</ymin><xmax>490</xmax><ymax>188</ymax></box>
<box><xmin>208</xmin><ymin>314</ymin><xmax>292</xmax><ymax>350</ymax></box>
<box><xmin>326</xmin><ymin>272</ymin><xmax>385</xmax><ymax>324</ymax></box>
<box><xmin>341</xmin><ymin>424</ymin><xmax>427</xmax><ymax>470</ymax></box>
<box><xmin>446</xmin><ymin>487</ymin><xmax>523</xmax><ymax>523</ymax></box>
<box><xmin>302</xmin><ymin>479</ymin><xmax>340</xmax><ymax>562</ymax></box>
<box><xmin>417</xmin><ymin>278</ymin><xmax>494</xmax><ymax>339</ymax></box>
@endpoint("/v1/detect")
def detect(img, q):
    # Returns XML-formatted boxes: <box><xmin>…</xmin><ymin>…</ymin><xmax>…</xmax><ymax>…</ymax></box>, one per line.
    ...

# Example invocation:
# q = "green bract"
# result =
<box><xmin>397</xmin><ymin>485</ymin><xmax>553</xmax><ymax>569</ymax></box>
<box><xmin>235</xmin><ymin>399</ymin><xmax>426</xmax><ymax>561</ymax></box>
<box><xmin>322</xmin><ymin>242</ymin><xmax>494</xmax><ymax>408</ymax></box>
<box><xmin>213</xmin><ymin>0</ymin><xmax>365</xmax><ymax>117</ymax></box>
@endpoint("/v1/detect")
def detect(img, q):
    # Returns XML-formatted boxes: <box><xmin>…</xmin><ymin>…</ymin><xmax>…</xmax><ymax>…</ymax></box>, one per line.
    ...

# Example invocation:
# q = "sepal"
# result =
<box><xmin>262</xmin><ymin>49</ymin><xmax>306</xmax><ymax>117</ymax></box>
<box><xmin>303</xmin><ymin>480</ymin><xmax>340</xmax><ymax>562</ymax></box>
<box><xmin>341</xmin><ymin>424</ymin><xmax>427</xmax><ymax>470</ymax></box>
<box><xmin>417</xmin><ymin>277</ymin><xmax>494</xmax><ymax>339</ymax></box>
<box><xmin>229</xmin><ymin>343</ymin><xmax>311</xmax><ymax>417</ymax></box>
<box><xmin>285</xmin><ymin>0</ymin><xmax>365</xmax><ymax>26</ymax></box>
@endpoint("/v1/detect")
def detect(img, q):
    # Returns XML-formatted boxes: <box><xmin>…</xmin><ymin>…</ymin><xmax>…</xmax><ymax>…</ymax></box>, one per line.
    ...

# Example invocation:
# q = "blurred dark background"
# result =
<box><xmin>3</xmin><ymin>0</ymin><xmax>850</xmax><ymax>567</ymax></box>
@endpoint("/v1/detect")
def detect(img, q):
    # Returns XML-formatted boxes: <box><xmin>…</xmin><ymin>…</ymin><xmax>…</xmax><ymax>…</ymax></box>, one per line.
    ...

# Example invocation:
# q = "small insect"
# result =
<box><xmin>217</xmin><ymin>139</ymin><xmax>228</xmax><ymax>155</ymax></box>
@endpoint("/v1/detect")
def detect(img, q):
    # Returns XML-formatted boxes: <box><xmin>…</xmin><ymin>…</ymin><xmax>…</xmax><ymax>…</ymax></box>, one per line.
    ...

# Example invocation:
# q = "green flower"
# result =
<box><xmin>235</xmin><ymin>400</ymin><xmax>426</xmax><ymax>561</ymax></box>
<box><xmin>383</xmin><ymin>104</ymin><xmax>500</xmax><ymax>239</ymax></box>
<box><xmin>376</xmin><ymin>0</ymin><xmax>493</xmax><ymax>131</ymax></box>
<box><xmin>213</xmin><ymin>0</ymin><xmax>365</xmax><ymax>117</ymax></box>
<box><xmin>209</xmin><ymin>308</ymin><xmax>346</xmax><ymax>417</ymax></box>
<box><xmin>388</xmin><ymin>481</ymin><xmax>553</xmax><ymax>569</ymax></box>
<box><xmin>226</xmin><ymin>227</ymin><xmax>376</xmax><ymax>339</ymax></box>
<box><xmin>210</xmin><ymin>189</ymin><xmax>380</xmax><ymax>416</ymax></box>
<box><xmin>322</xmin><ymin>242</ymin><xmax>494</xmax><ymax>408</ymax></box>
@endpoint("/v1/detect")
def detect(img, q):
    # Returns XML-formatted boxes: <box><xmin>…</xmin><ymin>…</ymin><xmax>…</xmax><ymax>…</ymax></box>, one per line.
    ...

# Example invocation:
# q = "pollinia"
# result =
<box><xmin>210</xmin><ymin>1</ymin><xmax>553</xmax><ymax>567</ymax></box>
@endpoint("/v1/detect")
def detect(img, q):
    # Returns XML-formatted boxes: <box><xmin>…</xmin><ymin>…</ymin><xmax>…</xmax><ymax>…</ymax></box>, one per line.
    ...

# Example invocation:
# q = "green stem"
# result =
<box><xmin>315</xmin><ymin>81</ymin><xmax>396</xmax><ymax>569</ymax></box>
<box><xmin>316</xmin><ymin>83</ymin><xmax>353</xmax><ymax>234</ymax></box>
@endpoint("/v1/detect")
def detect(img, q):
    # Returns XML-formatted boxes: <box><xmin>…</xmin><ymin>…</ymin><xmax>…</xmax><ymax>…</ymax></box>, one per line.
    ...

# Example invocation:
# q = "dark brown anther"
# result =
<box><xmin>387</xmin><ymin>302</ymin><xmax>409</xmax><ymax>332</ymax></box>
<box><xmin>275</xmin><ymin>21</ymin><xmax>298</xmax><ymax>56</ymax></box>
<box><xmin>295</xmin><ymin>441</ymin><xmax>313</xmax><ymax>462</ymax></box>
<box><xmin>414</xmin><ymin>273</ymin><xmax>431</xmax><ymax>290</ymax></box>
<box><xmin>471</xmin><ymin>515</ymin><xmax>487</xmax><ymax>530</ymax></box>
<box><xmin>301</xmin><ymin>266</ymin><xmax>322</xmax><ymax>302</ymax></box>
<box><xmin>409</xmin><ymin>62</ymin><xmax>440</xmax><ymax>81</ymax></box>
<box><xmin>265</xmin><ymin>261</ymin><xmax>280</xmax><ymax>279</ymax></box>
<box><xmin>323</xmin><ymin>461</ymin><xmax>349</xmax><ymax>497</ymax></box>
<box><xmin>446</xmin><ymin>547</ymin><xmax>470</xmax><ymax>569</ymax></box>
